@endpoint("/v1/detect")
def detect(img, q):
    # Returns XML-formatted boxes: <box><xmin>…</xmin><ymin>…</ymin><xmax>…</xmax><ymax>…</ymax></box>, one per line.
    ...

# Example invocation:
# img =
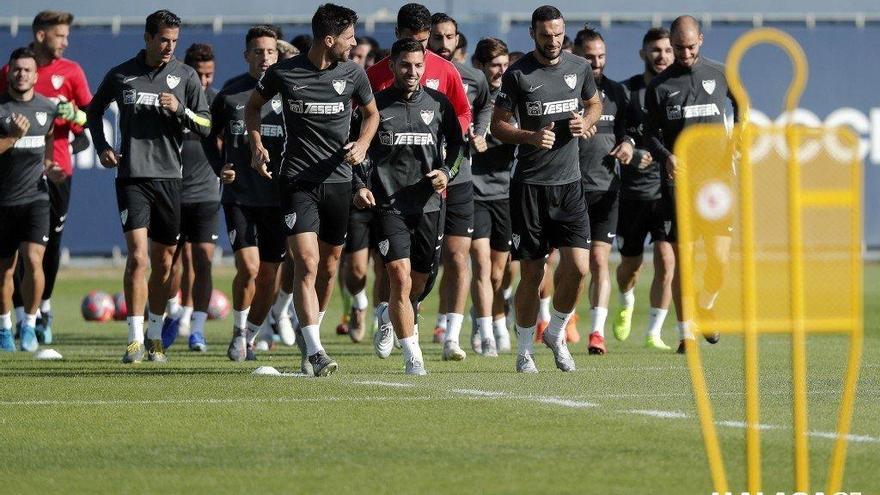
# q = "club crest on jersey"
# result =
<box><xmin>166</xmin><ymin>74</ymin><xmax>181</xmax><ymax>89</ymax></box>
<box><xmin>285</xmin><ymin>213</ymin><xmax>297</xmax><ymax>229</ymax></box>
<box><xmin>120</xmin><ymin>209</ymin><xmax>128</xmax><ymax>226</ymax></box>
<box><xmin>228</xmin><ymin>229</ymin><xmax>237</xmax><ymax>245</ymax></box>
<box><xmin>702</xmin><ymin>79</ymin><xmax>716</xmax><ymax>95</ymax></box>
<box><xmin>379</xmin><ymin>130</ymin><xmax>393</xmax><ymax>145</ymax></box>
<box><xmin>426</xmin><ymin>79</ymin><xmax>440</xmax><ymax>90</ymax></box>
<box><xmin>420</xmin><ymin>109</ymin><xmax>435</xmax><ymax>125</ymax></box>
<box><xmin>332</xmin><ymin>79</ymin><xmax>346</xmax><ymax>95</ymax></box>
<box><xmin>35</xmin><ymin>112</ymin><xmax>48</xmax><ymax>126</ymax></box>
<box><xmin>564</xmin><ymin>74</ymin><xmax>577</xmax><ymax>90</ymax></box>
<box><xmin>378</xmin><ymin>239</ymin><xmax>390</xmax><ymax>257</ymax></box>
<box><xmin>511</xmin><ymin>233</ymin><xmax>521</xmax><ymax>249</ymax></box>
<box><xmin>271</xmin><ymin>98</ymin><xmax>282</xmax><ymax>114</ymax></box>
<box><xmin>51</xmin><ymin>74</ymin><xmax>64</xmax><ymax>90</ymax></box>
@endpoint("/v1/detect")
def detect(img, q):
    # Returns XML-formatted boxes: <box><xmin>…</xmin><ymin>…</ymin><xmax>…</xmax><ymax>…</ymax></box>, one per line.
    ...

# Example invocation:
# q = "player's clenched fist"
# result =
<box><xmin>159</xmin><ymin>92</ymin><xmax>180</xmax><ymax>114</ymax></box>
<box><xmin>426</xmin><ymin>169</ymin><xmax>449</xmax><ymax>192</ymax></box>
<box><xmin>251</xmin><ymin>145</ymin><xmax>272</xmax><ymax>179</ymax></box>
<box><xmin>221</xmin><ymin>163</ymin><xmax>236</xmax><ymax>184</ymax></box>
<box><xmin>99</xmin><ymin>148</ymin><xmax>120</xmax><ymax>168</ymax></box>
<box><xmin>10</xmin><ymin>113</ymin><xmax>30</xmax><ymax>138</ymax></box>
<box><xmin>529</xmin><ymin>121</ymin><xmax>555</xmax><ymax>150</ymax></box>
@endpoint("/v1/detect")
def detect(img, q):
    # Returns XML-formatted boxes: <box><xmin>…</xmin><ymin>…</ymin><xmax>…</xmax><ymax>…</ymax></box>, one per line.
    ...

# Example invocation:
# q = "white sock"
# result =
<box><xmin>23</xmin><ymin>313</ymin><xmax>37</xmax><ymax>328</ymax></box>
<box><xmin>166</xmin><ymin>296</ymin><xmax>181</xmax><ymax>317</ymax></box>
<box><xmin>0</xmin><ymin>312</ymin><xmax>11</xmax><ymax>330</ymax></box>
<box><xmin>146</xmin><ymin>311</ymin><xmax>164</xmax><ymax>340</ymax></box>
<box><xmin>477</xmin><ymin>316</ymin><xmax>493</xmax><ymax>341</ymax></box>
<box><xmin>399</xmin><ymin>335</ymin><xmax>422</xmax><ymax>362</ymax></box>
<box><xmin>352</xmin><ymin>289</ymin><xmax>369</xmax><ymax>310</ymax></box>
<box><xmin>590</xmin><ymin>307</ymin><xmax>608</xmax><ymax>337</ymax></box>
<box><xmin>502</xmin><ymin>287</ymin><xmax>512</xmax><ymax>300</ymax></box>
<box><xmin>301</xmin><ymin>324</ymin><xmax>323</xmax><ymax>355</ymax></box>
<box><xmin>40</xmin><ymin>299</ymin><xmax>51</xmax><ymax>314</ymax></box>
<box><xmin>516</xmin><ymin>324</ymin><xmax>535</xmax><ymax>354</ymax></box>
<box><xmin>619</xmin><ymin>288</ymin><xmax>635</xmax><ymax>308</ymax></box>
<box><xmin>646</xmin><ymin>307</ymin><xmax>668</xmax><ymax>339</ymax></box>
<box><xmin>699</xmin><ymin>290</ymin><xmax>719</xmax><ymax>310</ymax></box>
<box><xmin>246</xmin><ymin>320</ymin><xmax>262</xmax><ymax>344</ymax></box>
<box><xmin>233</xmin><ymin>308</ymin><xmax>250</xmax><ymax>329</ymax></box>
<box><xmin>678</xmin><ymin>320</ymin><xmax>694</xmax><ymax>340</ymax></box>
<box><xmin>179</xmin><ymin>306</ymin><xmax>193</xmax><ymax>326</ymax></box>
<box><xmin>14</xmin><ymin>306</ymin><xmax>24</xmax><ymax>324</ymax></box>
<box><xmin>493</xmin><ymin>317</ymin><xmax>508</xmax><ymax>339</ymax></box>
<box><xmin>272</xmin><ymin>290</ymin><xmax>293</xmax><ymax>318</ymax></box>
<box><xmin>191</xmin><ymin>311</ymin><xmax>208</xmax><ymax>334</ymax></box>
<box><xmin>445</xmin><ymin>313</ymin><xmax>464</xmax><ymax>343</ymax></box>
<box><xmin>546</xmin><ymin>307</ymin><xmax>571</xmax><ymax>344</ymax></box>
<box><xmin>538</xmin><ymin>297</ymin><xmax>551</xmax><ymax>322</ymax></box>
<box><xmin>127</xmin><ymin>315</ymin><xmax>145</xmax><ymax>343</ymax></box>
<box><xmin>435</xmin><ymin>313</ymin><xmax>448</xmax><ymax>330</ymax></box>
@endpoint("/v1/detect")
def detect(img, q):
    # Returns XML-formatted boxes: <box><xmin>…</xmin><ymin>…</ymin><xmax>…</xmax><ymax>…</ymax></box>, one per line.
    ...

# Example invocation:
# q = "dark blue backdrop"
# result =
<box><xmin>1</xmin><ymin>22</ymin><xmax>878</xmax><ymax>253</ymax></box>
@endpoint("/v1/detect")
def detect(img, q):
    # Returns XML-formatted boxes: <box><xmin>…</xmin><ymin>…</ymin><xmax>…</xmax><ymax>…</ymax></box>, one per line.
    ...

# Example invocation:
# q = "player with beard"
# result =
<box><xmin>160</xmin><ymin>43</ymin><xmax>221</xmax><ymax>352</ymax></box>
<box><xmin>0</xmin><ymin>11</ymin><xmax>91</xmax><ymax>345</ymax></box>
<box><xmin>87</xmin><ymin>10</ymin><xmax>212</xmax><ymax>364</ymax></box>
<box><xmin>427</xmin><ymin>13</ymin><xmax>493</xmax><ymax>360</ymax></box>
<box><xmin>610</xmin><ymin>27</ymin><xmax>675</xmax><ymax>351</ymax></box>
<box><xmin>573</xmin><ymin>27</ymin><xmax>637</xmax><ymax>355</ymax></box>
<box><xmin>645</xmin><ymin>16</ymin><xmax>738</xmax><ymax>353</ymax></box>
<box><xmin>360</xmin><ymin>39</ymin><xmax>464</xmax><ymax>374</ymax></box>
<box><xmin>469</xmin><ymin>37</ymin><xmax>515</xmax><ymax>355</ymax></box>
<box><xmin>247</xmin><ymin>4</ymin><xmax>379</xmax><ymax>376</ymax></box>
<box><xmin>0</xmin><ymin>48</ymin><xmax>59</xmax><ymax>352</ymax></box>
<box><xmin>492</xmin><ymin>5</ymin><xmax>602</xmax><ymax>373</ymax></box>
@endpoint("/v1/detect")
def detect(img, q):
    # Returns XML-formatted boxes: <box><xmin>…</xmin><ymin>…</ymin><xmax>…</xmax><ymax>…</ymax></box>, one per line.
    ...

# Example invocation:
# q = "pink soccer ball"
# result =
<box><xmin>208</xmin><ymin>289</ymin><xmax>230</xmax><ymax>320</ymax></box>
<box><xmin>112</xmin><ymin>291</ymin><xmax>128</xmax><ymax>321</ymax></box>
<box><xmin>81</xmin><ymin>291</ymin><xmax>115</xmax><ymax>322</ymax></box>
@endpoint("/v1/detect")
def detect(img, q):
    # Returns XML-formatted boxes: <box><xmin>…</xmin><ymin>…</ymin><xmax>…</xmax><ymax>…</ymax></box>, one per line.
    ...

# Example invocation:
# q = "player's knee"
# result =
<box><xmin>489</xmin><ymin>268</ymin><xmax>505</xmax><ymax>291</ymax></box>
<box><xmin>386</xmin><ymin>263</ymin><xmax>411</xmax><ymax>291</ymax></box>
<box><xmin>127</xmin><ymin>250</ymin><xmax>149</xmax><ymax>273</ymax></box>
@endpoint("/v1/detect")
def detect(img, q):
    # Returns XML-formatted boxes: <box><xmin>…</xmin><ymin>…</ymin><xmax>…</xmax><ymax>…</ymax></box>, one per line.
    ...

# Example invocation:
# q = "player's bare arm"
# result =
<box><xmin>345</xmin><ymin>99</ymin><xmax>379</xmax><ymax>165</ymax></box>
<box><xmin>244</xmin><ymin>89</ymin><xmax>271</xmax><ymax>178</ymax></box>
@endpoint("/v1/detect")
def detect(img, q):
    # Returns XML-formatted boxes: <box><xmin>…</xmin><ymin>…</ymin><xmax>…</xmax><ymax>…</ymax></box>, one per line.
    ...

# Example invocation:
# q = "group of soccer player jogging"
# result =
<box><xmin>0</xmin><ymin>3</ymin><xmax>738</xmax><ymax>376</ymax></box>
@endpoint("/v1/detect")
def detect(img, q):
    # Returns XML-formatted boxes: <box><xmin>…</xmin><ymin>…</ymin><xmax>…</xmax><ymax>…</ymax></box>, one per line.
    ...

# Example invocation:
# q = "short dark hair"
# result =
<box><xmin>642</xmin><ymin>26</ymin><xmax>670</xmax><ymax>46</ymax></box>
<box><xmin>562</xmin><ymin>35</ymin><xmax>572</xmax><ymax>50</ymax></box>
<box><xmin>431</xmin><ymin>12</ymin><xmax>458</xmax><ymax>31</ymax></box>
<box><xmin>574</xmin><ymin>25</ymin><xmax>603</xmax><ymax>47</ymax></box>
<box><xmin>266</xmin><ymin>24</ymin><xmax>284</xmax><ymax>40</ymax></box>
<box><xmin>397</xmin><ymin>3</ymin><xmax>432</xmax><ymax>33</ymax></box>
<box><xmin>8</xmin><ymin>47</ymin><xmax>37</xmax><ymax>65</ymax></box>
<box><xmin>531</xmin><ymin>5</ymin><xmax>563</xmax><ymax>30</ymax></box>
<box><xmin>311</xmin><ymin>3</ymin><xmax>358</xmax><ymax>40</ymax></box>
<box><xmin>456</xmin><ymin>32</ymin><xmax>467</xmax><ymax>51</ymax></box>
<box><xmin>32</xmin><ymin>11</ymin><xmax>73</xmax><ymax>35</ymax></box>
<box><xmin>246</xmin><ymin>25</ymin><xmax>279</xmax><ymax>49</ymax></box>
<box><xmin>184</xmin><ymin>43</ymin><xmax>214</xmax><ymax>67</ymax></box>
<box><xmin>362</xmin><ymin>35</ymin><xmax>380</xmax><ymax>53</ymax></box>
<box><xmin>290</xmin><ymin>34</ymin><xmax>312</xmax><ymax>53</ymax></box>
<box><xmin>390</xmin><ymin>38</ymin><xmax>425</xmax><ymax>61</ymax></box>
<box><xmin>472</xmin><ymin>37</ymin><xmax>508</xmax><ymax>65</ymax></box>
<box><xmin>670</xmin><ymin>15</ymin><xmax>702</xmax><ymax>35</ymax></box>
<box><xmin>145</xmin><ymin>10</ymin><xmax>181</xmax><ymax>37</ymax></box>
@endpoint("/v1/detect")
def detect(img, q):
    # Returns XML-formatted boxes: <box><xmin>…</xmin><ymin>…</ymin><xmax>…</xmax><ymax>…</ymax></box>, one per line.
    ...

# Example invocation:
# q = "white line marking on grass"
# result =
<box><xmin>716</xmin><ymin>420</ymin><xmax>779</xmax><ymax>431</ymax></box>
<box><xmin>352</xmin><ymin>380</ymin><xmax>415</xmax><ymax>388</ymax></box>
<box><xmin>0</xmin><ymin>396</ymin><xmax>437</xmax><ymax>406</ymax></box>
<box><xmin>450</xmin><ymin>389</ymin><xmax>506</xmax><ymax>397</ymax></box>
<box><xmin>531</xmin><ymin>397</ymin><xmax>598</xmax><ymax>408</ymax></box>
<box><xmin>624</xmin><ymin>409</ymin><xmax>690</xmax><ymax>419</ymax></box>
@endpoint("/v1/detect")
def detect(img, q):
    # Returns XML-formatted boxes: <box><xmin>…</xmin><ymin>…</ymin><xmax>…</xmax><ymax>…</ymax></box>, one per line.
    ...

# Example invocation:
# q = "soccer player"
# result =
<box><xmin>492</xmin><ymin>5</ymin><xmax>602</xmax><ymax>373</ymax></box>
<box><xmin>427</xmin><ymin>13</ymin><xmax>493</xmax><ymax>360</ymax></box>
<box><xmin>160</xmin><ymin>43</ymin><xmax>221</xmax><ymax>352</ymax></box>
<box><xmin>0</xmin><ymin>48</ymin><xmax>59</xmax><ymax>352</ymax></box>
<box><xmin>0</xmin><ymin>11</ymin><xmax>91</xmax><ymax>345</ymax></box>
<box><xmin>644</xmin><ymin>16</ymin><xmax>738</xmax><ymax>353</ymax></box>
<box><xmin>469</xmin><ymin>37</ymin><xmax>514</xmax><ymax>356</ymax></box>
<box><xmin>573</xmin><ymin>27</ymin><xmax>636</xmax><ymax>355</ymax></box>
<box><xmin>210</xmin><ymin>26</ymin><xmax>287</xmax><ymax>362</ymax></box>
<box><xmin>87</xmin><ymin>10</ymin><xmax>212</xmax><ymax>363</ymax></box>
<box><xmin>360</xmin><ymin>38</ymin><xmax>464</xmax><ymax>375</ymax></box>
<box><xmin>247</xmin><ymin>4</ymin><xmax>379</xmax><ymax>377</ymax></box>
<box><xmin>611</xmin><ymin>27</ymin><xmax>675</xmax><ymax>351</ymax></box>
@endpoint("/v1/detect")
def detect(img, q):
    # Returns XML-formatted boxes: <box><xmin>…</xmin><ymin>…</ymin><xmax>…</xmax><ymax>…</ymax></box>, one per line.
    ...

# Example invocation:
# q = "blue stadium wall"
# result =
<box><xmin>1</xmin><ymin>22</ymin><xmax>878</xmax><ymax>253</ymax></box>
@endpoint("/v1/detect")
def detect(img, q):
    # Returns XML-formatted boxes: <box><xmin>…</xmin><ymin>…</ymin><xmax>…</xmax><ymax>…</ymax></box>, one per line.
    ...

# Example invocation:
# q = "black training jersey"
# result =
<box><xmin>211</xmin><ymin>75</ymin><xmax>285</xmax><ymax>208</ymax></box>
<box><xmin>0</xmin><ymin>93</ymin><xmax>56</xmax><ymax>206</ymax></box>
<box><xmin>472</xmin><ymin>86</ymin><xmax>515</xmax><ymax>201</ymax></box>
<box><xmin>645</xmin><ymin>57</ymin><xmax>738</xmax><ymax>187</ymax></box>
<box><xmin>495</xmin><ymin>51</ymin><xmax>597</xmax><ymax>186</ymax></box>
<box><xmin>620</xmin><ymin>74</ymin><xmax>662</xmax><ymax>201</ymax></box>
<box><xmin>181</xmin><ymin>87</ymin><xmax>220</xmax><ymax>203</ymax></box>
<box><xmin>579</xmin><ymin>76</ymin><xmax>629</xmax><ymax>193</ymax></box>
<box><xmin>255</xmin><ymin>54</ymin><xmax>374</xmax><ymax>184</ymax></box>
<box><xmin>451</xmin><ymin>60</ymin><xmax>491</xmax><ymax>186</ymax></box>
<box><xmin>87</xmin><ymin>50</ymin><xmax>212</xmax><ymax>179</ymax></box>
<box><xmin>361</xmin><ymin>85</ymin><xmax>464</xmax><ymax>215</ymax></box>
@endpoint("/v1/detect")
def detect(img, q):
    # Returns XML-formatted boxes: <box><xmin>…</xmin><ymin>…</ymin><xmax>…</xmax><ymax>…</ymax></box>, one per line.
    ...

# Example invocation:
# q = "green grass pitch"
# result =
<box><xmin>1</xmin><ymin>264</ymin><xmax>877</xmax><ymax>494</ymax></box>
